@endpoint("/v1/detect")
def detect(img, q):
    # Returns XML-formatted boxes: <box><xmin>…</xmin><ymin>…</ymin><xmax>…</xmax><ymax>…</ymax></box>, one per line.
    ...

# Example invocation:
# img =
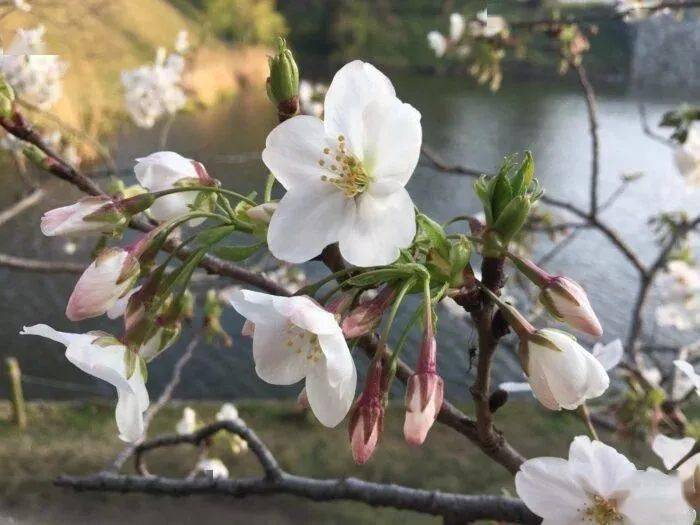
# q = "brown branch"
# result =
<box><xmin>57</xmin><ymin>419</ymin><xmax>539</xmax><ymax>523</ymax></box>
<box><xmin>0</xmin><ymin>253</ymin><xmax>84</xmax><ymax>274</ymax></box>
<box><xmin>0</xmin><ymin>188</ymin><xmax>44</xmax><ymax>228</ymax></box>
<box><xmin>572</xmin><ymin>62</ymin><xmax>600</xmax><ymax>217</ymax></box>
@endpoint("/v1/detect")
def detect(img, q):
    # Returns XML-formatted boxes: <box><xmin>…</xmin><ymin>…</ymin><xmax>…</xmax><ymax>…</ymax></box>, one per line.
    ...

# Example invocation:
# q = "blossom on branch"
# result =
<box><xmin>655</xmin><ymin>260</ymin><xmax>700</xmax><ymax>331</ymax></box>
<box><xmin>41</xmin><ymin>196</ymin><xmax>127</xmax><ymax>236</ymax></box>
<box><xmin>229</xmin><ymin>290</ymin><xmax>357</xmax><ymax>427</ymax></box>
<box><xmin>675</xmin><ymin>123</ymin><xmax>700</xmax><ymax>187</ymax></box>
<box><xmin>652</xmin><ymin>434</ymin><xmax>700</xmax><ymax>508</ymax></box>
<box><xmin>176</xmin><ymin>406</ymin><xmax>197</xmax><ymax>434</ymax></box>
<box><xmin>20</xmin><ymin>324</ymin><xmax>149</xmax><ymax>443</ymax></box>
<box><xmin>516</xmin><ymin>435</ymin><xmax>695</xmax><ymax>524</ymax></box>
<box><xmin>262</xmin><ymin>60</ymin><xmax>421</xmax><ymax>267</ymax></box>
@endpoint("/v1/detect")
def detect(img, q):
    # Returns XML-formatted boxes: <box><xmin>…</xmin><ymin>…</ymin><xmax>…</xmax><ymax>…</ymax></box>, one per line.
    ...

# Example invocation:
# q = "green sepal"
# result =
<box><xmin>213</xmin><ymin>242</ymin><xmax>264</xmax><ymax>262</ymax></box>
<box><xmin>490</xmin><ymin>171</ymin><xmax>513</xmax><ymax>220</ymax></box>
<box><xmin>196</xmin><ymin>224</ymin><xmax>238</xmax><ymax>246</ymax></box>
<box><xmin>124</xmin><ymin>348</ymin><xmax>138</xmax><ymax>379</ymax></box>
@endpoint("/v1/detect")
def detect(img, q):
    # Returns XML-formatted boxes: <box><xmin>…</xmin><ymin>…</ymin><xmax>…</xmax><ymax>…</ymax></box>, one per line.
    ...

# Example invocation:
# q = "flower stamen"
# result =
<box><xmin>584</xmin><ymin>495</ymin><xmax>622</xmax><ymax>525</ymax></box>
<box><xmin>319</xmin><ymin>135</ymin><xmax>373</xmax><ymax>198</ymax></box>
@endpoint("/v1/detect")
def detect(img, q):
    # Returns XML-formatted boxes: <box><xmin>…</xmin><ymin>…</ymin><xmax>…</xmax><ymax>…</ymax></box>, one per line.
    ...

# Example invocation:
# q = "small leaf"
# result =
<box><xmin>493</xmin><ymin>195</ymin><xmax>531</xmax><ymax>244</ymax></box>
<box><xmin>511</xmin><ymin>151</ymin><xmax>534</xmax><ymax>195</ymax></box>
<box><xmin>196</xmin><ymin>225</ymin><xmax>237</xmax><ymax>246</ymax></box>
<box><xmin>491</xmin><ymin>172</ymin><xmax>513</xmax><ymax>220</ymax></box>
<box><xmin>417</xmin><ymin>214</ymin><xmax>451</xmax><ymax>259</ymax></box>
<box><xmin>213</xmin><ymin>243</ymin><xmax>263</xmax><ymax>262</ymax></box>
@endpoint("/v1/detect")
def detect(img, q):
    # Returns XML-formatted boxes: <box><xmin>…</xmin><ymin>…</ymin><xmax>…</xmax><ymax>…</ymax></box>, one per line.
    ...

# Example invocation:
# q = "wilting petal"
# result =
<box><xmin>338</xmin><ymin>185</ymin><xmax>415</xmax><ymax>267</ymax></box>
<box><xmin>324</xmin><ymin>60</ymin><xmax>396</xmax><ymax>155</ymax></box>
<box><xmin>261</xmin><ymin>115</ymin><xmax>328</xmax><ymax>191</ymax></box>
<box><xmin>305</xmin><ymin>360</ymin><xmax>356</xmax><ymax>427</ymax></box>
<box><xmin>268</xmin><ymin>186</ymin><xmax>352</xmax><ymax>263</ymax></box>
<box><xmin>361</xmin><ymin>97</ymin><xmax>421</xmax><ymax>187</ymax></box>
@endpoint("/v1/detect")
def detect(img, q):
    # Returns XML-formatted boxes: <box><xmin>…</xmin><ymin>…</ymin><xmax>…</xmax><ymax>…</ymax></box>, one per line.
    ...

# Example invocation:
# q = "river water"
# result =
<box><xmin>1</xmin><ymin>74</ymin><xmax>697</xmax><ymax>401</ymax></box>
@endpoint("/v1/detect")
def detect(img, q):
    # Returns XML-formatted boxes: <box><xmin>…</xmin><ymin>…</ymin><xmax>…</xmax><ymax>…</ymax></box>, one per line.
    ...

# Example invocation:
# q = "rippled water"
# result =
<box><xmin>1</xmin><ymin>74</ymin><xmax>697</xmax><ymax>401</ymax></box>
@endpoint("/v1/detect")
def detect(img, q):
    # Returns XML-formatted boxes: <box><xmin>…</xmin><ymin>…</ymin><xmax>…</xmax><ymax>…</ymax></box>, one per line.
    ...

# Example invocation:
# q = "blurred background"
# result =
<box><xmin>0</xmin><ymin>1</ymin><xmax>698</xmax><ymax>523</ymax></box>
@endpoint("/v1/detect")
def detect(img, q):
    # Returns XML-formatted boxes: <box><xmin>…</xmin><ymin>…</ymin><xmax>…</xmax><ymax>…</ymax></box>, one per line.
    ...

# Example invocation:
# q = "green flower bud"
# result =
<box><xmin>267</xmin><ymin>37</ymin><xmax>299</xmax><ymax>119</ymax></box>
<box><xmin>449</xmin><ymin>237</ymin><xmax>471</xmax><ymax>286</ymax></box>
<box><xmin>0</xmin><ymin>93</ymin><xmax>13</xmax><ymax>119</ymax></box>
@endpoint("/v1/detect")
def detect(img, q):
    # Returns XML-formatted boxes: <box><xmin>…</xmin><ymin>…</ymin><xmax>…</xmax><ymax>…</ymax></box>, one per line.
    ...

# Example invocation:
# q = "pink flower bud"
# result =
<box><xmin>41</xmin><ymin>196</ymin><xmax>125</xmax><ymax>236</ymax></box>
<box><xmin>341</xmin><ymin>286</ymin><xmax>395</xmax><ymax>338</ymax></box>
<box><xmin>66</xmin><ymin>248</ymin><xmax>140</xmax><ymax>321</ymax></box>
<box><xmin>540</xmin><ymin>276</ymin><xmax>602</xmax><ymax>337</ymax></box>
<box><xmin>403</xmin><ymin>316</ymin><xmax>443</xmax><ymax>445</ymax></box>
<box><xmin>348</xmin><ymin>360</ymin><xmax>384</xmax><ymax>465</ymax></box>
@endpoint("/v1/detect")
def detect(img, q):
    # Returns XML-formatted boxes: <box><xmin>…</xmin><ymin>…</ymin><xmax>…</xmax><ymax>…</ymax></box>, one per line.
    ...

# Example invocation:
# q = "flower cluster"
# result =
<box><xmin>0</xmin><ymin>25</ymin><xmax>66</xmax><ymax>110</ymax></box>
<box><xmin>121</xmin><ymin>36</ymin><xmax>188</xmax><ymax>129</ymax></box>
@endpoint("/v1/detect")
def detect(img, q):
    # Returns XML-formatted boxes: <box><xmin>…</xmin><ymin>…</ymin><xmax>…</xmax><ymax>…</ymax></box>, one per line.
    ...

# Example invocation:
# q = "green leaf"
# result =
<box><xmin>196</xmin><ymin>225</ymin><xmax>237</xmax><ymax>246</ymax></box>
<box><xmin>473</xmin><ymin>176</ymin><xmax>493</xmax><ymax>225</ymax></box>
<box><xmin>417</xmin><ymin>214</ymin><xmax>451</xmax><ymax>259</ymax></box>
<box><xmin>511</xmin><ymin>151</ymin><xmax>534</xmax><ymax>195</ymax></box>
<box><xmin>493</xmin><ymin>195</ymin><xmax>531</xmax><ymax>244</ymax></box>
<box><xmin>490</xmin><ymin>172</ymin><xmax>513</xmax><ymax>220</ymax></box>
<box><xmin>213</xmin><ymin>243</ymin><xmax>263</xmax><ymax>262</ymax></box>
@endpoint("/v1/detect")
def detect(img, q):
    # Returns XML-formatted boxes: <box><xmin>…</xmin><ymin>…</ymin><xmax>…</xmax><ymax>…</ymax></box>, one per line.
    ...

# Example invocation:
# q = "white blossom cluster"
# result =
<box><xmin>120</xmin><ymin>41</ymin><xmax>187</xmax><ymax>129</ymax></box>
<box><xmin>655</xmin><ymin>260</ymin><xmax>700</xmax><ymax>331</ymax></box>
<box><xmin>0</xmin><ymin>25</ymin><xmax>66</xmax><ymax>110</ymax></box>
<box><xmin>426</xmin><ymin>10</ymin><xmax>507</xmax><ymax>59</ymax></box>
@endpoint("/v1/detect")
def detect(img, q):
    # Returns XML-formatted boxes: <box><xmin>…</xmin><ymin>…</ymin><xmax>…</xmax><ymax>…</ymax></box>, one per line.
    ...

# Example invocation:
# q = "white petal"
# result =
<box><xmin>148</xmin><ymin>192</ymin><xmax>201</xmax><ymax>223</ymax></box>
<box><xmin>107</xmin><ymin>286</ymin><xmax>140</xmax><ymax>320</ymax></box>
<box><xmin>427</xmin><ymin>31</ymin><xmax>447</xmax><ymax>58</ymax></box>
<box><xmin>567</xmin><ymin>436</ymin><xmax>636</xmax><ymax>498</ymax></box>
<box><xmin>305</xmin><ymin>360</ymin><xmax>357</xmax><ymax>427</ymax></box>
<box><xmin>619</xmin><ymin>469</ymin><xmax>696</xmax><ymax>524</ymax></box>
<box><xmin>338</xmin><ymin>186</ymin><xmax>416</xmax><ymax>267</ymax></box>
<box><xmin>261</xmin><ymin>115</ymin><xmax>328</xmax><ymax>191</ymax></box>
<box><xmin>361</xmin><ymin>96</ymin><xmax>421</xmax><ymax>187</ymax></box>
<box><xmin>449</xmin><ymin>13</ymin><xmax>466</xmax><ymax>41</ymax></box>
<box><xmin>324</xmin><ymin>60</ymin><xmax>396</xmax><ymax>156</ymax></box>
<box><xmin>592</xmin><ymin>339</ymin><xmax>624</xmax><ymax>371</ymax></box>
<box><xmin>20</xmin><ymin>324</ymin><xmax>89</xmax><ymax>347</ymax></box>
<box><xmin>252</xmin><ymin>323</ymin><xmax>307</xmax><ymax>385</ymax></box>
<box><xmin>499</xmin><ymin>381</ymin><xmax>532</xmax><ymax>393</ymax></box>
<box><xmin>134</xmin><ymin>151</ymin><xmax>197</xmax><ymax>191</ymax></box>
<box><xmin>272</xmin><ymin>296</ymin><xmax>340</xmax><ymax>335</ymax></box>
<box><xmin>318</xmin><ymin>331</ymin><xmax>355</xmax><ymax>388</ymax></box>
<box><xmin>652</xmin><ymin>434</ymin><xmax>696</xmax><ymax>470</ymax></box>
<box><xmin>514</xmin><ymin>457</ymin><xmax>587</xmax><ymax>521</ymax></box>
<box><xmin>115</xmin><ymin>388</ymin><xmax>145</xmax><ymax>442</ymax></box>
<box><xmin>228</xmin><ymin>289</ymin><xmax>284</xmax><ymax>326</ymax></box>
<box><xmin>674</xmin><ymin>360</ymin><xmax>700</xmax><ymax>392</ymax></box>
<box><xmin>268</xmin><ymin>186</ymin><xmax>353</xmax><ymax>264</ymax></box>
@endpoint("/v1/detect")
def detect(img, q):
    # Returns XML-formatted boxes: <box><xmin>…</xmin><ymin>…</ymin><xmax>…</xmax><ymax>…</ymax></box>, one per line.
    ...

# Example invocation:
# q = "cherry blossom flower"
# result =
<box><xmin>0</xmin><ymin>26</ymin><xmax>66</xmax><ymax>110</ymax></box>
<box><xmin>523</xmin><ymin>329</ymin><xmax>609</xmax><ymax>410</ymax></box>
<box><xmin>427</xmin><ymin>31</ymin><xmax>448</xmax><ymax>58</ymax></box>
<box><xmin>516</xmin><ymin>435</ymin><xmax>696</xmax><ymax>524</ymax></box>
<box><xmin>66</xmin><ymin>248</ymin><xmax>140</xmax><ymax>321</ymax></box>
<box><xmin>427</xmin><ymin>13</ymin><xmax>469</xmax><ymax>58</ymax></box>
<box><xmin>229</xmin><ymin>290</ymin><xmax>357</xmax><ymax>427</ymax></box>
<box><xmin>41</xmin><ymin>196</ymin><xmax>126</xmax><ymax>237</ymax></box>
<box><xmin>675</xmin><ymin>124</ymin><xmax>700</xmax><ymax>186</ymax></box>
<box><xmin>121</xmin><ymin>48</ymin><xmax>186</xmax><ymax>129</ymax></box>
<box><xmin>21</xmin><ymin>325</ymin><xmax>149</xmax><ymax>442</ymax></box>
<box><xmin>134</xmin><ymin>151</ymin><xmax>215</xmax><ymax>224</ymax></box>
<box><xmin>194</xmin><ymin>458</ymin><xmax>229</xmax><ymax>479</ymax></box>
<box><xmin>652</xmin><ymin>434</ymin><xmax>700</xmax><ymax>508</ymax></box>
<box><xmin>655</xmin><ymin>260</ymin><xmax>700</xmax><ymax>331</ymax></box>
<box><xmin>176</xmin><ymin>406</ymin><xmax>197</xmax><ymax>434</ymax></box>
<box><xmin>216</xmin><ymin>402</ymin><xmax>243</xmax><ymax>424</ymax></box>
<box><xmin>470</xmin><ymin>9</ymin><xmax>508</xmax><ymax>39</ymax></box>
<box><xmin>262</xmin><ymin>60</ymin><xmax>421</xmax><ymax>267</ymax></box>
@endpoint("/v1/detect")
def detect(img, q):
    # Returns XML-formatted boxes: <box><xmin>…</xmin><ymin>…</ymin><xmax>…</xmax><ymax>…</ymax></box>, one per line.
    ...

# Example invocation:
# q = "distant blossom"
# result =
<box><xmin>675</xmin><ymin>123</ymin><xmax>700</xmax><ymax>187</ymax></box>
<box><xmin>655</xmin><ymin>260</ymin><xmax>700</xmax><ymax>331</ymax></box>
<box><xmin>298</xmin><ymin>80</ymin><xmax>326</xmax><ymax>118</ymax></box>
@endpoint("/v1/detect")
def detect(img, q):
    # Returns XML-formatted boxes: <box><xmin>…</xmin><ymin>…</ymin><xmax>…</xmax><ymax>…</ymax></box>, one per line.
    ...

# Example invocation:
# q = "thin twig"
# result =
<box><xmin>0</xmin><ymin>253</ymin><xmax>84</xmax><ymax>274</ymax></box>
<box><xmin>0</xmin><ymin>188</ymin><xmax>44</xmax><ymax>228</ymax></box>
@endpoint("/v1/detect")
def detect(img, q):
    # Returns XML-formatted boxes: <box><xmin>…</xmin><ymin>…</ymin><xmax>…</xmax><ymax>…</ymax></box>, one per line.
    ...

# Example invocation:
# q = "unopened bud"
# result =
<box><xmin>493</xmin><ymin>194</ymin><xmax>531</xmax><ymax>244</ymax></box>
<box><xmin>348</xmin><ymin>360</ymin><xmax>384</xmax><ymax>464</ymax></box>
<box><xmin>342</xmin><ymin>286</ymin><xmax>395</xmax><ymax>338</ymax></box>
<box><xmin>0</xmin><ymin>93</ymin><xmax>13</xmax><ymax>119</ymax></box>
<box><xmin>267</xmin><ymin>37</ymin><xmax>299</xmax><ymax>120</ymax></box>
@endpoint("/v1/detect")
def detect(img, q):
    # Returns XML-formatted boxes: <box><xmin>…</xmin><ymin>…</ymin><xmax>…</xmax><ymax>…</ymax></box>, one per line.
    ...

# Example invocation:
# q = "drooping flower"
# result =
<box><xmin>21</xmin><ymin>324</ymin><xmax>149</xmax><ymax>442</ymax></box>
<box><xmin>522</xmin><ymin>328</ymin><xmax>609</xmax><ymax>410</ymax></box>
<box><xmin>516</xmin><ymin>435</ymin><xmax>695</xmax><ymax>524</ymax></box>
<box><xmin>262</xmin><ymin>60</ymin><xmax>421</xmax><ymax>267</ymax></box>
<box><xmin>41</xmin><ymin>196</ymin><xmax>127</xmax><ymax>237</ymax></box>
<box><xmin>176</xmin><ymin>406</ymin><xmax>197</xmax><ymax>435</ymax></box>
<box><xmin>66</xmin><ymin>248</ymin><xmax>140</xmax><ymax>321</ymax></box>
<box><xmin>229</xmin><ymin>290</ymin><xmax>357</xmax><ymax>427</ymax></box>
<box><xmin>0</xmin><ymin>26</ymin><xmax>66</xmax><ymax>110</ymax></box>
<box><xmin>675</xmin><ymin>124</ymin><xmax>700</xmax><ymax>186</ymax></box>
<box><xmin>652</xmin><ymin>434</ymin><xmax>700</xmax><ymax>508</ymax></box>
<box><xmin>194</xmin><ymin>458</ymin><xmax>229</xmax><ymax>479</ymax></box>
<box><xmin>134</xmin><ymin>151</ymin><xmax>216</xmax><ymax>224</ymax></box>
<box><xmin>121</xmin><ymin>47</ymin><xmax>187</xmax><ymax>129</ymax></box>
<box><xmin>348</xmin><ymin>359</ymin><xmax>384</xmax><ymax>464</ymax></box>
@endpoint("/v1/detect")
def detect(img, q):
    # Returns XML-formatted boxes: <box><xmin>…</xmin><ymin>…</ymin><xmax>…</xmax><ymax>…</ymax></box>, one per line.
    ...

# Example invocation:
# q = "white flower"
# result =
<box><xmin>121</xmin><ymin>48</ymin><xmax>186</xmax><ymax>128</ymax></box>
<box><xmin>176</xmin><ymin>406</ymin><xmax>197</xmax><ymax>435</ymax></box>
<box><xmin>194</xmin><ymin>458</ymin><xmax>229</xmax><ymax>479</ymax></box>
<box><xmin>0</xmin><ymin>26</ymin><xmax>66</xmax><ymax>110</ymax></box>
<box><xmin>470</xmin><ymin>11</ymin><xmax>508</xmax><ymax>39</ymax></box>
<box><xmin>174</xmin><ymin>30</ymin><xmax>190</xmax><ymax>55</ymax></box>
<box><xmin>66</xmin><ymin>248</ymin><xmax>140</xmax><ymax>321</ymax></box>
<box><xmin>516</xmin><ymin>435</ymin><xmax>696</xmax><ymax>524</ymax></box>
<box><xmin>134</xmin><ymin>151</ymin><xmax>210</xmax><ymax>224</ymax></box>
<box><xmin>499</xmin><ymin>381</ymin><xmax>533</xmax><ymax>393</ymax></box>
<box><xmin>21</xmin><ymin>324</ymin><xmax>149</xmax><ymax>442</ymax></box>
<box><xmin>652</xmin><ymin>434</ymin><xmax>700</xmax><ymax>509</ymax></box>
<box><xmin>449</xmin><ymin>13</ymin><xmax>466</xmax><ymax>42</ymax></box>
<box><xmin>655</xmin><ymin>261</ymin><xmax>700</xmax><ymax>331</ymax></box>
<box><xmin>40</xmin><ymin>196</ymin><xmax>124</xmax><ymax>237</ymax></box>
<box><xmin>675</xmin><ymin>124</ymin><xmax>700</xmax><ymax>186</ymax></box>
<box><xmin>592</xmin><ymin>339</ymin><xmax>624</xmax><ymax>371</ymax></box>
<box><xmin>674</xmin><ymin>360</ymin><xmax>700</xmax><ymax>396</ymax></box>
<box><xmin>262</xmin><ymin>60</ymin><xmax>421</xmax><ymax>267</ymax></box>
<box><xmin>229</xmin><ymin>289</ymin><xmax>357</xmax><ymax>427</ymax></box>
<box><xmin>524</xmin><ymin>329</ymin><xmax>609</xmax><ymax>410</ymax></box>
<box><xmin>216</xmin><ymin>402</ymin><xmax>241</xmax><ymax>423</ymax></box>
<box><xmin>427</xmin><ymin>31</ymin><xmax>448</xmax><ymax>58</ymax></box>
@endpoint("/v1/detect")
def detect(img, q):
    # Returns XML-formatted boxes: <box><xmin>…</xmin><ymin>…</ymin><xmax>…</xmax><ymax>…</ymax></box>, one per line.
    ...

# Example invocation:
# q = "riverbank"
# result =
<box><xmin>0</xmin><ymin>399</ymin><xmax>665</xmax><ymax>524</ymax></box>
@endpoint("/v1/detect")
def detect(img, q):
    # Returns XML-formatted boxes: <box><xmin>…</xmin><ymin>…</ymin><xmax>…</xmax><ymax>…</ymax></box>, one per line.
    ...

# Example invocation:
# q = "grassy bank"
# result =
<box><xmin>0</xmin><ymin>0</ymin><xmax>270</xmax><ymax>141</ymax></box>
<box><xmin>0</xmin><ymin>399</ymin><xmax>666</xmax><ymax>524</ymax></box>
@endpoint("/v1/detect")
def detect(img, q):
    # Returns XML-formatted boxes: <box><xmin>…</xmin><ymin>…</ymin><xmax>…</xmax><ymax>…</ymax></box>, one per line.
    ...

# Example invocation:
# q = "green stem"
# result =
<box><xmin>150</xmin><ymin>186</ymin><xmax>256</xmax><ymax>206</ymax></box>
<box><xmin>578</xmin><ymin>403</ymin><xmax>599</xmax><ymax>441</ymax></box>
<box><xmin>264</xmin><ymin>173</ymin><xmax>275</xmax><ymax>202</ymax></box>
<box><xmin>376</xmin><ymin>277</ymin><xmax>416</xmax><ymax>360</ymax></box>
<box><xmin>295</xmin><ymin>267</ymin><xmax>359</xmax><ymax>297</ymax></box>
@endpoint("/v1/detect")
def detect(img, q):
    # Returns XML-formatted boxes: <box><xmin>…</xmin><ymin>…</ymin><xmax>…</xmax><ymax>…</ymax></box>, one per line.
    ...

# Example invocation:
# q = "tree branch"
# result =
<box><xmin>0</xmin><ymin>188</ymin><xmax>44</xmax><ymax>228</ymax></box>
<box><xmin>0</xmin><ymin>253</ymin><xmax>84</xmax><ymax>274</ymax></box>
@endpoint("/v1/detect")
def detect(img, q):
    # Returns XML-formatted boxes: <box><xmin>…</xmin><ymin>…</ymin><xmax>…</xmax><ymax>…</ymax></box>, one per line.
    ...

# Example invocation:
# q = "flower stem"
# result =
<box><xmin>377</xmin><ymin>277</ymin><xmax>416</xmax><ymax>353</ymax></box>
<box><xmin>264</xmin><ymin>173</ymin><xmax>275</xmax><ymax>202</ymax></box>
<box><xmin>150</xmin><ymin>186</ymin><xmax>256</xmax><ymax>206</ymax></box>
<box><xmin>578</xmin><ymin>403</ymin><xmax>599</xmax><ymax>441</ymax></box>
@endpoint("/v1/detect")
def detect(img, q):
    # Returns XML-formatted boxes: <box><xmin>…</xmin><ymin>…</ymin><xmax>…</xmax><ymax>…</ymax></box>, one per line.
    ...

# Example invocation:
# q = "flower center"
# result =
<box><xmin>284</xmin><ymin>322</ymin><xmax>322</xmax><ymax>363</ymax></box>
<box><xmin>584</xmin><ymin>495</ymin><xmax>622</xmax><ymax>525</ymax></box>
<box><xmin>318</xmin><ymin>134</ymin><xmax>373</xmax><ymax>198</ymax></box>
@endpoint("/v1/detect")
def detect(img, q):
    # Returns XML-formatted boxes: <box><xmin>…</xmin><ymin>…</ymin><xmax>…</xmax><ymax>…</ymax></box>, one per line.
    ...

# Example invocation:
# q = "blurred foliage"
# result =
<box><xmin>199</xmin><ymin>0</ymin><xmax>288</xmax><ymax>45</ymax></box>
